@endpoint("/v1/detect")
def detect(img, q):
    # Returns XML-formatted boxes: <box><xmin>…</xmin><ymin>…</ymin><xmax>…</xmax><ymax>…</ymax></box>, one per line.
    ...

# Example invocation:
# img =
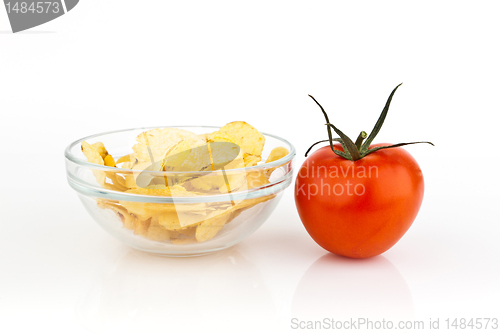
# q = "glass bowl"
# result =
<box><xmin>65</xmin><ymin>126</ymin><xmax>295</xmax><ymax>256</ymax></box>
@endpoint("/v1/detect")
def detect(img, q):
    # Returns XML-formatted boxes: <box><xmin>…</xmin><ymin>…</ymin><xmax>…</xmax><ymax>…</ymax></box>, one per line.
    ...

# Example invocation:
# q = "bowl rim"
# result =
<box><xmin>65</xmin><ymin>125</ymin><xmax>296</xmax><ymax>174</ymax></box>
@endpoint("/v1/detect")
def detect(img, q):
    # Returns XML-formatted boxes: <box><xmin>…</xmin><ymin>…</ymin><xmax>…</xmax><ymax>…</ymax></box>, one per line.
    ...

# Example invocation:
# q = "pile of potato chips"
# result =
<box><xmin>81</xmin><ymin>122</ymin><xmax>289</xmax><ymax>243</ymax></box>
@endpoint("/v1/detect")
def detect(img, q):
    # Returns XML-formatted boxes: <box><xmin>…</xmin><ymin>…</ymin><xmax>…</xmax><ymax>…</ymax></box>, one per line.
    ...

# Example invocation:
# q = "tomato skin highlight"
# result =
<box><xmin>294</xmin><ymin>144</ymin><xmax>424</xmax><ymax>259</ymax></box>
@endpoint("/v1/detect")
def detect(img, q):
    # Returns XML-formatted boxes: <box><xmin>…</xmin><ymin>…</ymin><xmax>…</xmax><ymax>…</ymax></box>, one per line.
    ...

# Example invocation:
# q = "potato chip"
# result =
<box><xmin>131</xmin><ymin>139</ymin><xmax>212</xmax><ymax>188</ymax></box>
<box><xmin>132</xmin><ymin>160</ymin><xmax>164</xmax><ymax>188</ymax></box>
<box><xmin>103</xmin><ymin>183</ymin><xmax>127</xmax><ymax>192</ymax></box>
<box><xmin>97</xmin><ymin>200</ymin><xmax>136</xmax><ymax>230</ymax></box>
<box><xmin>226</xmin><ymin>195</ymin><xmax>275</xmax><ymax>226</ymax></box>
<box><xmin>132</xmin><ymin>128</ymin><xmax>204</xmax><ymax>164</ymax></box>
<box><xmin>208</xmin><ymin>121</ymin><xmax>265</xmax><ymax>157</ymax></box>
<box><xmin>119</xmin><ymin>200</ymin><xmax>170</xmax><ymax>220</ymax></box>
<box><xmin>120</xmin><ymin>185</ymin><xmax>206</xmax><ymax>220</ymax></box>
<box><xmin>264</xmin><ymin>146</ymin><xmax>290</xmax><ymax>177</ymax></box>
<box><xmin>125</xmin><ymin>174</ymin><xmax>138</xmax><ymax>189</ymax></box>
<box><xmin>237</xmin><ymin>194</ymin><xmax>275</xmax><ymax>210</ymax></box>
<box><xmin>146</xmin><ymin>218</ymin><xmax>172</xmax><ymax>241</ymax></box>
<box><xmin>91</xmin><ymin>142</ymin><xmax>108</xmax><ymax>160</ymax></box>
<box><xmin>101</xmin><ymin>153</ymin><xmax>132</xmax><ymax>191</ymax></box>
<box><xmin>187</xmin><ymin>144</ymin><xmax>247</xmax><ymax>193</ymax></box>
<box><xmin>187</xmin><ymin>169</ymin><xmax>247</xmax><ymax>194</ymax></box>
<box><xmin>114</xmin><ymin>174</ymin><xmax>128</xmax><ymax>188</ymax></box>
<box><xmin>82</xmin><ymin>141</ymin><xmax>128</xmax><ymax>191</ymax></box>
<box><xmin>195</xmin><ymin>207</ymin><xmax>235</xmax><ymax>242</ymax></box>
<box><xmin>153</xmin><ymin>211</ymin><xmax>206</xmax><ymax>230</ymax></box>
<box><xmin>177</xmin><ymin>225</ymin><xmax>197</xmax><ymax>237</ymax></box>
<box><xmin>125</xmin><ymin>184</ymin><xmax>192</xmax><ymax>196</ymax></box>
<box><xmin>244</xmin><ymin>154</ymin><xmax>261</xmax><ymax>167</ymax></box>
<box><xmin>197</xmin><ymin>133</ymin><xmax>211</xmax><ymax>142</ymax></box>
<box><xmin>102</xmin><ymin>154</ymin><xmax>114</xmax><ymax>167</ymax></box>
<box><xmin>246</xmin><ymin>170</ymin><xmax>270</xmax><ymax>189</ymax></box>
<box><xmin>116</xmin><ymin>154</ymin><xmax>133</xmax><ymax>165</ymax></box>
<box><xmin>163</xmin><ymin>140</ymin><xmax>212</xmax><ymax>173</ymax></box>
<box><xmin>167</xmin><ymin>226</ymin><xmax>197</xmax><ymax>242</ymax></box>
<box><xmin>171</xmin><ymin>238</ymin><xmax>197</xmax><ymax>245</ymax></box>
<box><xmin>82</xmin><ymin>141</ymin><xmax>104</xmax><ymax>165</ymax></box>
<box><xmin>134</xmin><ymin>218</ymin><xmax>151</xmax><ymax>237</ymax></box>
<box><xmin>147</xmin><ymin>216</ymin><xmax>199</xmax><ymax>243</ymax></box>
<box><xmin>266</xmin><ymin>147</ymin><xmax>289</xmax><ymax>163</ymax></box>
<box><xmin>81</xmin><ymin>141</ymin><xmax>106</xmax><ymax>186</ymax></box>
<box><xmin>151</xmin><ymin>212</ymin><xmax>182</xmax><ymax>230</ymax></box>
<box><xmin>208</xmin><ymin>141</ymin><xmax>241</xmax><ymax>169</ymax></box>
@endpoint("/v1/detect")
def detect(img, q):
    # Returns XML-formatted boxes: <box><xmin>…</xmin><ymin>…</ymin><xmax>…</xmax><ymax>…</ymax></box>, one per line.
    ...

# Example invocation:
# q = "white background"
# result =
<box><xmin>1</xmin><ymin>1</ymin><xmax>499</xmax><ymax>332</ymax></box>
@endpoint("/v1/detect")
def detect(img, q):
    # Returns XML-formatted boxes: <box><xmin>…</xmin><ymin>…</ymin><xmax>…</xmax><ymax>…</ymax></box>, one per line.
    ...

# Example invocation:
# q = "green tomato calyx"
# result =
<box><xmin>306</xmin><ymin>83</ymin><xmax>434</xmax><ymax>160</ymax></box>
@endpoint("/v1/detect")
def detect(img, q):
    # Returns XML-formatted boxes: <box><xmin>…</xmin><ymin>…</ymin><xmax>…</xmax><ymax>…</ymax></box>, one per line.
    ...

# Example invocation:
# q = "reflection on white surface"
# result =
<box><xmin>292</xmin><ymin>254</ymin><xmax>414</xmax><ymax>320</ymax></box>
<box><xmin>76</xmin><ymin>248</ymin><xmax>276</xmax><ymax>333</ymax></box>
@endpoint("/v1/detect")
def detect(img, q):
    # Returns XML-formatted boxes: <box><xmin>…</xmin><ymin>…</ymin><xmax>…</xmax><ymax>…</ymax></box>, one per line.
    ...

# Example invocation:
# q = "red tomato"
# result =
<box><xmin>295</xmin><ymin>143</ymin><xmax>424</xmax><ymax>259</ymax></box>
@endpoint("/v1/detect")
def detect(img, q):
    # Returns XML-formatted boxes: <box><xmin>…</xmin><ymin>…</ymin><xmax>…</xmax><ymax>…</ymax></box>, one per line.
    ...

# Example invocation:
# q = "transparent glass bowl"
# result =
<box><xmin>65</xmin><ymin>126</ymin><xmax>295</xmax><ymax>256</ymax></box>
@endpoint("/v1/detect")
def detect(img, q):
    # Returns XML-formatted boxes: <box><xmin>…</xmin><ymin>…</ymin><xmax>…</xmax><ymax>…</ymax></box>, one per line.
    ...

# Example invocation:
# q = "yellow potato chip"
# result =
<box><xmin>91</xmin><ymin>142</ymin><xmax>108</xmax><ymax>160</ymax></box>
<box><xmin>197</xmin><ymin>133</ymin><xmax>211</xmax><ymax>142</ymax></box>
<box><xmin>163</xmin><ymin>140</ymin><xmax>212</xmax><ymax>173</ymax></box>
<box><xmin>100</xmin><ymin>153</ymin><xmax>130</xmax><ymax>191</ymax></box>
<box><xmin>166</xmin><ymin>226</ymin><xmax>197</xmax><ymax>244</ymax></box>
<box><xmin>171</xmin><ymin>238</ymin><xmax>197</xmax><ymax>245</ymax></box>
<box><xmin>246</xmin><ymin>170</ymin><xmax>270</xmax><ymax>189</ymax></box>
<box><xmin>208</xmin><ymin>141</ymin><xmax>242</xmax><ymax>169</ymax></box>
<box><xmin>187</xmin><ymin>170</ymin><xmax>247</xmax><ymax>194</ymax></box>
<box><xmin>237</xmin><ymin>194</ymin><xmax>275</xmax><ymax>210</ymax></box>
<box><xmin>177</xmin><ymin>226</ymin><xmax>197</xmax><ymax>237</ymax></box>
<box><xmin>120</xmin><ymin>185</ymin><xmax>206</xmax><ymax>220</ymax></box>
<box><xmin>153</xmin><ymin>211</ymin><xmax>206</xmax><ymax>230</ymax></box>
<box><xmin>131</xmin><ymin>139</ymin><xmax>211</xmax><ymax>188</ymax></box>
<box><xmin>116</xmin><ymin>154</ymin><xmax>133</xmax><ymax>165</ymax></box>
<box><xmin>82</xmin><ymin>141</ymin><xmax>126</xmax><ymax>191</ymax></box>
<box><xmin>132</xmin><ymin>128</ymin><xmax>203</xmax><ymax>164</ymax></box>
<box><xmin>146</xmin><ymin>218</ymin><xmax>172</xmax><ymax>241</ymax></box>
<box><xmin>104</xmin><ymin>155</ymin><xmax>116</xmax><ymax>167</ymax></box>
<box><xmin>264</xmin><ymin>146</ymin><xmax>290</xmax><ymax>178</ymax></box>
<box><xmin>125</xmin><ymin>184</ymin><xmax>191</xmax><ymax>196</ymax></box>
<box><xmin>208</xmin><ymin>121</ymin><xmax>265</xmax><ymax>156</ymax></box>
<box><xmin>243</xmin><ymin>154</ymin><xmax>261</xmax><ymax>167</ymax></box>
<box><xmin>103</xmin><ymin>183</ymin><xmax>127</xmax><ymax>192</ymax></box>
<box><xmin>195</xmin><ymin>207</ymin><xmax>236</xmax><ymax>242</ymax></box>
<box><xmin>226</xmin><ymin>195</ymin><xmax>274</xmax><ymax>226</ymax></box>
<box><xmin>119</xmin><ymin>201</ymin><xmax>171</xmax><ymax>220</ymax></box>
<box><xmin>187</xmin><ymin>145</ymin><xmax>247</xmax><ymax>193</ymax></box>
<box><xmin>81</xmin><ymin>141</ymin><xmax>106</xmax><ymax>186</ymax></box>
<box><xmin>134</xmin><ymin>218</ymin><xmax>151</xmax><ymax>237</ymax></box>
<box><xmin>82</xmin><ymin>141</ymin><xmax>104</xmax><ymax>165</ymax></box>
<box><xmin>266</xmin><ymin>147</ymin><xmax>289</xmax><ymax>163</ymax></box>
<box><xmin>109</xmin><ymin>177</ymin><xmax>129</xmax><ymax>191</ymax></box>
<box><xmin>131</xmin><ymin>160</ymin><xmax>164</xmax><ymax>188</ymax></box>
<box><xmin>124</xmin><ymin>174</ymin><xmax>138</xmax><ymax>189</ymax></box>
<box><xmin>152</xmin><ymin>212</ymin><xmax>182</xmax><ymax>230</ymax></box>
<box><xmin>97</xmin><ymin>200</ymin><xmax>137</xmax><ymax>230</ymax></box>
<box><xmin>114</xmin><ymin>174</ymin><xmax>128</xmax><ymax>188</ymax></box>
<box><xmin>121</xmin><ymin>162</ymin><xmax>131</xmax><ymax>169</ymax></box>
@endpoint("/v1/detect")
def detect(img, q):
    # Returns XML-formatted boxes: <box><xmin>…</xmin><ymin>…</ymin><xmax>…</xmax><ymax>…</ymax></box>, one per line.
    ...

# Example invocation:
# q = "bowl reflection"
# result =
<box><xmin>76</xmin><ymin>248</ymin><xmax>276</xmax><ymax>332</ymax></box>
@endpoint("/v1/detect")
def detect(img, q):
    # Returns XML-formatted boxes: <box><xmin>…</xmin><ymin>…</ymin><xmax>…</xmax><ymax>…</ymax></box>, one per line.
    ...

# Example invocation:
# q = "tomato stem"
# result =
<box><xmin>308</xmin><ymin>95</ymin><xmax>336</xmax><ymax>152</ymax></box>
<box><xmin>308</xmin><ymin>95</ymin><xmax>351</xmax><ymax>160</ymax></box>
<box><xmin>307</xmin><ymin>84</ymin><xmax>434</xmax><ymax>160</ymax></box>
<box><xmin>361</xmin><ymin>141</ymin><xmax>435</xmax><ymax>158</ymax></box>
<box><xmin>305</xmin><ymin>138</ymin><xmax>345</xmax><ymax>158</ymax></box>
<box><xmin>355</xmin><ymin>131</ymin><xmax>367</xmax><ymax>151</ymax></box>
<box><xmin>360</xmin><ymin>83</ymin><xmax>403</xmax><ymax>152</ymax></box>
<box><xmin>327</xmin><ymin>124</ymin><xmax>361</xmax><ymax>160</ymax></box>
